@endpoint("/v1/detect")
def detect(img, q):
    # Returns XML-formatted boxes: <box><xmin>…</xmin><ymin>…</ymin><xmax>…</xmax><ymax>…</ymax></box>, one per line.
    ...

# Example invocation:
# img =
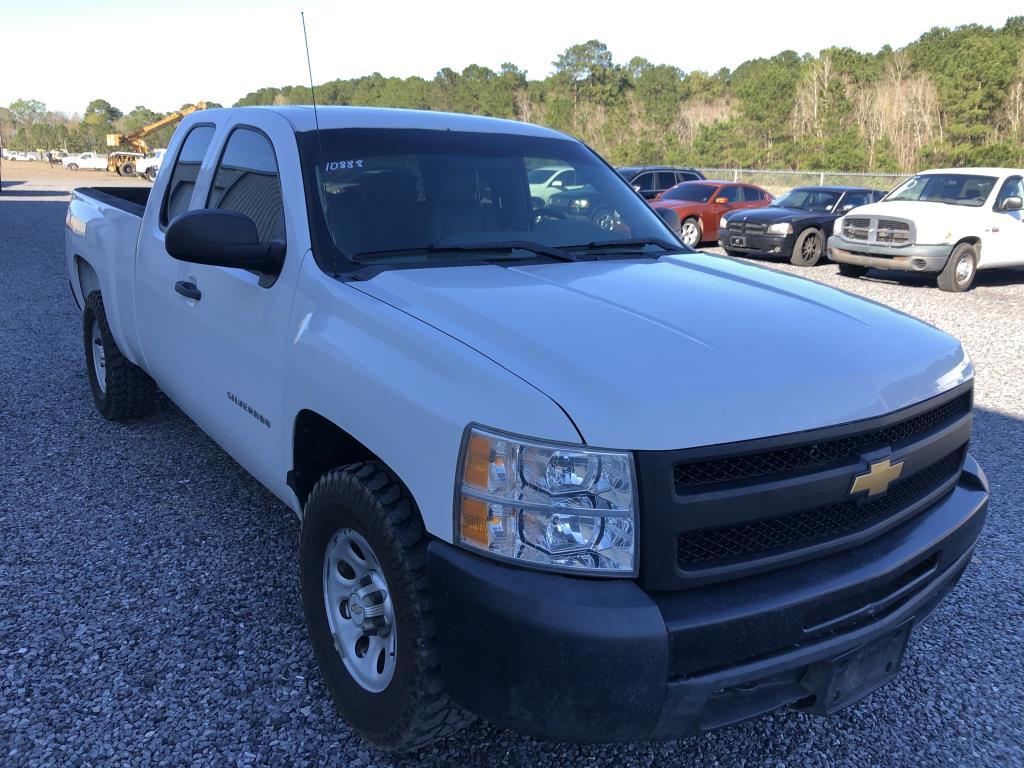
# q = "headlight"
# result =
<box><xmin>767</xmin><ymin>222</ymin><xmax>793</xmax><ymax>236</ymax></box>
<box><xmin>569</xmin><ymin>198</ymin><xmax>590</xmax><ymax>211</ymax></box>
<box><xmin>456</xmin><ymin>426</ymin><xmax>637</xmax><ymax>575</ymax></box>
<box><xmin>719</xmin><ymin>216</ymin><xmax>730</xmax><ymax>231</ymax></box>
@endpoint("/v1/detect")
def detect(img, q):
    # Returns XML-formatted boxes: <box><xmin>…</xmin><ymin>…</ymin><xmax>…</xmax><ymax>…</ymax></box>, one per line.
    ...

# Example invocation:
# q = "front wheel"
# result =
<box><xmin>67</xmin><ymin>163</ymin><xmax>79</xmax><ymax>171</ymax></box>
<box><xmin>679</xmin><ymin>217</ymin><xmax>701</xmax><ymax>247</ymax></box>
<box><xmin>121</xmin><ymin>162</ymin><xmax>136</xmax><ymax>177</ymax></box>
<box><xmin>300</xmin><ymin>462</ymin><xmax>472</xmax><ymax>752</ymax></box>
<box><xmin>145</xmin><ymin>167</ymin><xmax>157</xmax><ymax>182</ymax></box>
<box><xmin>937</xmin><ymin>242</ymin><xmax>978</xmax><ymax>292</ymax></box>
<box><xmin>790</xmin><ymin>227</ymin><xmax>824</xmax><ymax>266</ymax></box>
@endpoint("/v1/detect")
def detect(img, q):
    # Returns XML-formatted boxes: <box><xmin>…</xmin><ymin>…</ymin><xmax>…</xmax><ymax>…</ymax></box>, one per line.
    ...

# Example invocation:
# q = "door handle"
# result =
<box><xmin>174</xmin><ymin>280</ymin><xmax>201</xmax><ymax>301</ymax></box>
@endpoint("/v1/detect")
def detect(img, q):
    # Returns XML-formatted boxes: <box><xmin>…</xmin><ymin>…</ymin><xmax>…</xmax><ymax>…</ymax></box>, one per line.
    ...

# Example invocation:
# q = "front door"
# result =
<box><xmin>986</xmin><ymin>176</ymin><xmax>1024</xmax><ymax>268</ymax></box>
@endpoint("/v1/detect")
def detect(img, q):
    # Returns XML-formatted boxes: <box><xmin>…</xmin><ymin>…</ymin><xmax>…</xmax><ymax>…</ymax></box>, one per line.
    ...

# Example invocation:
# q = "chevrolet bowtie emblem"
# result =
<box><xmin>850</xmin><ymin>457</ymin><xmax>904</xmax><ymax>497</ymax></box>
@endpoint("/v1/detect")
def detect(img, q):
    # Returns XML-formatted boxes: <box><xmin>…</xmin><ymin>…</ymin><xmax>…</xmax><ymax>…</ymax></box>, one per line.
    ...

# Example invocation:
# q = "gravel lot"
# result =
<box><xmin>1</xmin><ymin>175</ymin><xmax>1022</xmax><ymax>767</ymax></box>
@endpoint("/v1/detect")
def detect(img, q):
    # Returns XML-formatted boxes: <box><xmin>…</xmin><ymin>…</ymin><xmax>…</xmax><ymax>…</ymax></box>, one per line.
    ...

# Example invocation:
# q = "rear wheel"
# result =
<box><xmin>790</xmin><ymin>228</ymin><xmax>824</xmax><ymax>266</ymax></box>
<box><xmin>937</xmin><ymin>242</ymin><xmax>978</xmax><ymax>292</ymax></box>
<box><xmin>300</xmin><ymin>462</ymin><xmax>472</xmax><ymax>751</ymax></box>
<box><xmin>838</xmin><ymin>262</ymin><xmax>869</xmax><ymax>278</ymax></box>
<box><xmin>680</xmin><ymin>217</ymin><xmax>701</xmax><ymax>247</ymax></box>
<box><xmin>83</xmin><ymin>291</ymin><xmax>156</xmax><ymax>420</ymax></box>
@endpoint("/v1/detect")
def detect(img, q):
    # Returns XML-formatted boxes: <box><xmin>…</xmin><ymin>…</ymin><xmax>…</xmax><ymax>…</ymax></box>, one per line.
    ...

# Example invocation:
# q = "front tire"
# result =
<box><xmin>83</xmin><ymin>291</ymin><xmax>156</xmax><ymax>420</ymax></box>
<box><xmin>790</xmin><ymin>227</ymin><xmax>824</xmax><ymax>266</ymax></box>
<box><xmin>937</xmin><ymin>242</ymin><xmax>978</xmax><ymax>292</ymax></box>
<box><xmin>680</xmin><ymin>216</ymin><xmax>701</xmax><ymax>247</ymax></box>
<box><xmin>838</xmin><ymin>262</ymin><xmax>869</xmax><ymax>278</ymax></box>
<box><xmin>67</xmin><ymin>163</ymin><xmax>79</xmax><ymax>171</ymax></box>
<box><xmin>300</xmin><ymin>462</ymin><xmax>471</xmax><ymax>752</ymax></box>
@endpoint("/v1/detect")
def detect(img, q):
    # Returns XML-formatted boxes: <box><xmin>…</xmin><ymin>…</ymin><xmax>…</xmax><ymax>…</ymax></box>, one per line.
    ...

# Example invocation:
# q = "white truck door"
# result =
<box><xmin>143</xmin><ymin>120</ymin><xmax>304</xmax><ymax>498</ymax></box>
<box><xmin>986</xmin><ymin>175</ymin><xmax>1024</xmax><ymax>268</ymax></box>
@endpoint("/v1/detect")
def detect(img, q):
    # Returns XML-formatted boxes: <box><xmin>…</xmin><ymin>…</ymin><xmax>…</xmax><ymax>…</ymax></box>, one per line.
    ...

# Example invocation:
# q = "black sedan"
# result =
<box><xmin>718</xmin><ymin>186</ymin><xmax>885</xmax><ymax>266</ymax></box>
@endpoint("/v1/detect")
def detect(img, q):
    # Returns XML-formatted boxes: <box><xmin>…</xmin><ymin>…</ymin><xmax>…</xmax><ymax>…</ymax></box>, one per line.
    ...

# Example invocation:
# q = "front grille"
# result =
<box><xmin>841</xmin><ymin>215</ymin><xmax>914</xmax><ymax>245</ymax></box>
<box><xmin>877</xmin><ymin>219</ymin><xmax>911</xmax><ymax>244</ymax></box>
<box><xmin>674</xmin><ymin>391</ymin><xmax>971</xmax><ymax>491</ymax></box>
<box><xmin>728</xmin><ymin>220</ymin><xmax>766</xmax><ymax>235</ymax></box>
<box><xmin>677</xmin><ymin>448</ymin><xmax>965</xmax><ymax>567</ymax></box>
<box><xmin>842</xmin><ymin>217</ymin><xmax>871</xmax><ymax>240</ymax></box>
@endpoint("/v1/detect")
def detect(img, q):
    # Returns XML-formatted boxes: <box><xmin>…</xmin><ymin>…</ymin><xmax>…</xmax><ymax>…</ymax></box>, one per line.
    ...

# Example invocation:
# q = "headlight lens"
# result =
<box><xmin>569</xmin><ymin>198</ymin><xmax>590</xmax><ymax>211</ymax></box>
<box><xmin>719</xmin><ymin>216</ymin><xmax>730</xmax><ymax>231</ymax></box>
<box><xmin>456</xmin><ymin>426</ymin><xmax>637</xmax><ymax>575</ymax></box>
<box><xmin>767</xmin><ymin>222</ymin><xmax>793</xmax><ymax>236</ymax></box>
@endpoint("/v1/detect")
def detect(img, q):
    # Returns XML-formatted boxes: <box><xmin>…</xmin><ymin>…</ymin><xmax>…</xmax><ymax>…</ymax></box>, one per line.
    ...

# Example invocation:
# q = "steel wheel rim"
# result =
<box><xmin>91</xmin><ymin>318</ymin><xmax>106</xmax><ymax>393</ymax></box>
<box><xmin>956</xmin><ymin>254</ymin><xmax>973</xmax><ymax>283</ymax></box>
<box><xmin>801</xmin><ymin>233</ymin><xmax>820</xmax><ymax>263</ymax></box>
<box><xmin>323</xmin><ymin>528</ymin><xmax>397</xmax><ymax>693</ymax></box>
<box><xmin>681</xmin><ymin>221</ymin><xmax>699</xmax><ymax>246</ymax></box>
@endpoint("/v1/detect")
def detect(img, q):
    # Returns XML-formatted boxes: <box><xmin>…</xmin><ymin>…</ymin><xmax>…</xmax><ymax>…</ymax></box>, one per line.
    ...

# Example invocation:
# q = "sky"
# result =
<box><xmin>2</xmin><ymin>0</ymin><xmax>1018</xmax><ymax>115</ymax></box>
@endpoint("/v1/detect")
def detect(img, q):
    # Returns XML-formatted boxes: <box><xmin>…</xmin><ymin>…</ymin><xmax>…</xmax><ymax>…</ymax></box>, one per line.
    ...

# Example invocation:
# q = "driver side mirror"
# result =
<box><xmin>166</xmin><ymin>209</ymin><xmax>285</xmax><ymax>274</ymax></box>
<box><xmin>1001</xmin><ymin>196</ymin><xmax>1023</xmax><ymax>211</ymax></box>
<box><xmin>550</xmin><ymin>178</ymin><xmax>564</xmax><ymax>188</ymax></box>
<box><xmin>840</xmin><ymin>203</ymin><xmax>855</xmax><ymax>212</ymax></box>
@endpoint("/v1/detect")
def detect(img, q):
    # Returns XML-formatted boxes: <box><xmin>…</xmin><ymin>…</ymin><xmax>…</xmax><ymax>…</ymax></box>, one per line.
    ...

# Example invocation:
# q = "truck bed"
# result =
<box><xmin>76</xmin><ymin>186</ymin><xmax>151</xmax><ymax>217</ymax></box>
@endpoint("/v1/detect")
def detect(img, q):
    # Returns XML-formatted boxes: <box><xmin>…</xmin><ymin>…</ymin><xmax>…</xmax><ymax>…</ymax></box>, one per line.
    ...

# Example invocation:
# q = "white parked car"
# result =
<box><xmin>63</xmin><ymin>152</ymin><xmax>109</xmax><ymax>171</ymax></box>
<box><xmin>829</xmin><ymin>167</ymin><xmax>1024</xmax><ymax>291</ymax></box>
<box><xmin>65</xmin><ymin>106</ymin><xmax>988</xmax><ymax>751</ymax></box>
<box><xmin>134</xmin><ymin>148</ymin><xmax>167</xmax><ymax>182</ymax></box>
<box><xmin>528</xmin><ymin>165</ymin><xmax>581</xmax><ymax>205</ymax></box>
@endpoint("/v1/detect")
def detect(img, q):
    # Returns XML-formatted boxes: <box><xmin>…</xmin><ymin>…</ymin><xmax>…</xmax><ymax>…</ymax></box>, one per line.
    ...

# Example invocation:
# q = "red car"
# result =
<box><xmin>651</xmin><ymin>181</ymin><xmax>773</xmax><ymax>247</ymax></box>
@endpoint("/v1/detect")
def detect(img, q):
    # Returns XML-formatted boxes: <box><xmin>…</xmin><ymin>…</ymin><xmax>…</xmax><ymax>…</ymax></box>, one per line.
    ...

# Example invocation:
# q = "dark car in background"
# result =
<box><xmin>616</xmin><ymin>166</ymin><xmax>706</xmax><ymax>200</ymax></box>
<box><xmin>719</xmin><ymin>186</ymin><xmax>885</xmax><ymax>266</ymax></box>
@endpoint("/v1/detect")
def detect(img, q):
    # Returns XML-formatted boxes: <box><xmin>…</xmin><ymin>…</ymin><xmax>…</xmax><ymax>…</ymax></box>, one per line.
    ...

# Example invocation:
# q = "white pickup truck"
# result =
<box><xmin>63</xmin><ymin>152</ymin><xmax>109</xmax><ymax>172</ymax></box>
<box><xmin>829</xmin><ymin>167</ymin><xmax>1024</xmax><ymax>291</ymax></box>
<box><xmin>65</xmin><ymin>106</ymin><xmax>988</xmax><ymax>751</ymax></box>
<box><xmin>134</xmin><ymin>148</ymin><xmax>167</xmax><ymax>182</ymax></box>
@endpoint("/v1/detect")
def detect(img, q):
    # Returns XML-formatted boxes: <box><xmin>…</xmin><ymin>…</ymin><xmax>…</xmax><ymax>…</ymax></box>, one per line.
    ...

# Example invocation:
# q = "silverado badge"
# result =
<box><xmin>850</xmin><ymin>457</ymin><xmax>905</xmax><ymax>497</ymax></box>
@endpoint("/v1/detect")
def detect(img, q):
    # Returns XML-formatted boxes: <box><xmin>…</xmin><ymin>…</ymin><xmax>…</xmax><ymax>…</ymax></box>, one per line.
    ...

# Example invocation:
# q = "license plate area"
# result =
<box><xmin>730</xmin><ymin>236</ymin><xmax>746</xmax><ymax>247</ymax></box>
<box><xmin>796</xmin><ymin>623</ymin><xmax>912</xmax><ymax>715</ymax></box>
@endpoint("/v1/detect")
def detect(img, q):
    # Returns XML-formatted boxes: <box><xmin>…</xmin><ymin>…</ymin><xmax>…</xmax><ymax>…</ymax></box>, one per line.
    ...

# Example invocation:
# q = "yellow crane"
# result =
<box><xmin>105</xmin><ymin>101</ymin><xmax>208</xmax><ymax>175</ymax></box>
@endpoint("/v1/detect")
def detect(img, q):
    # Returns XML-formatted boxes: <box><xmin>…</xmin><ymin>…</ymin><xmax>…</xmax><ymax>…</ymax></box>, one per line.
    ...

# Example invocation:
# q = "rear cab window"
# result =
<box><xmin>161</xmin><ymin>125</ymin><xmax>216</xmax><ymax>227</ymax></box>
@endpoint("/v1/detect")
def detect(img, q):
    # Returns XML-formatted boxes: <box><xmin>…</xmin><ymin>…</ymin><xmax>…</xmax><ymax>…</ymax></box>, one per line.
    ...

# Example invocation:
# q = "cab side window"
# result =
<box><xmin>995</xmin><ymin>176</ymin><xmax>1024</xmax><ymax>210</ymax></box>
<box><xmin>161</xmin><ymin>125</ymin><xmax>215</xmax><ymax>227</ymax></box>
<box><xmin>207</xmin><ymin>127</ymin><xmax>285</xmax><ymax>244</ymax></box>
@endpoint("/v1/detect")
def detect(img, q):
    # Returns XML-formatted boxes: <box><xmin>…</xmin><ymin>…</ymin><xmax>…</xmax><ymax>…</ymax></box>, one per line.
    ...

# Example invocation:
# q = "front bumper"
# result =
<box><xmin>718</xmin><ymin>232</ymin><xmax>794</xmax><ymax>256</ymax></box>
<box><xmin>427</xmin><ymin>454</ymin><xmax>988</xmax><ymax>743</ymax></box>
<box><xmin>828</xmin><ymin>237</ymin><xmax>952</xmax><ymax>272</ymax></box>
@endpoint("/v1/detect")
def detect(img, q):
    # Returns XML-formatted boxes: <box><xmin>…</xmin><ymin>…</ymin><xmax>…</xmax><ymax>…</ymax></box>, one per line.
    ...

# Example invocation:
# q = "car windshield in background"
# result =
<box><xmin>307</xmin><ymin>129</ymin><xmax>675</xmax><ymax>265</ymax></box>
<box><xmin>661</xmin><ymin>184</ymin><xmax>715</xmax><ymax>203</ymax></box>
<box><xmin>771</xmin><ymin>188</ymin><xmax>842</xmax><ymax>211</ymax></box>
<box><xmin>886</xmin><ymin>174</ymin><xmax>997</xmax><ymax>207</ymax></box>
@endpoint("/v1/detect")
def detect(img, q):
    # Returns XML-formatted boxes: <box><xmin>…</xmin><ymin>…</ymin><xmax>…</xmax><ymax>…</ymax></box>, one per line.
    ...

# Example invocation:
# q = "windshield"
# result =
<box><xmin>771</xmin><ymin>188</ymin><xmax>842</xmax><ymax>211</ymax></box>
<box><xmin>308</xmin><ymin>128</ymin><xmax>676</xmax><ymax>265</ymax></box>
<box><xmin>886</xmin><ymin>174</ymin><xmax>996</xmax><ymax>207</ymax></box>
<box><xmin>661</xmin><ymin>184</ymin><xmax>716</xmax><ymax>203</ymax></box>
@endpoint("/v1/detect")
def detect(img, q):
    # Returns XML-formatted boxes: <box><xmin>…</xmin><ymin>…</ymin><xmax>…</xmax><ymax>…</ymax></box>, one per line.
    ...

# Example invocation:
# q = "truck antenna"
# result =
<box><xmin>300</xmin><ymin>11</ymin><xmax>338</xmax><ymax>272</ymax></box>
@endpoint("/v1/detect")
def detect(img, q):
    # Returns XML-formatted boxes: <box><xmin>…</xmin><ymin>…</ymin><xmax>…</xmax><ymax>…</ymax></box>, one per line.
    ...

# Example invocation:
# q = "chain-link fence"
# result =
<box><xmin>696</xmin><ymin>168</ymin><xmax>910</xmax><ymax>196</ymax></box>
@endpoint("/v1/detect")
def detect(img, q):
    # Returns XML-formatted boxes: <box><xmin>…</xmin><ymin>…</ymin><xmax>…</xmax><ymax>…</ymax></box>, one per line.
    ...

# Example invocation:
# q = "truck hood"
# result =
<box><xmin>729</xmin><ymin>206</ymin><xmax>830</xmax><ymax>225</ymax></box>
<box><xmin>353</xmin><ymin>254</ymin><xmax>971</xmax><ymax>450</ymax></box>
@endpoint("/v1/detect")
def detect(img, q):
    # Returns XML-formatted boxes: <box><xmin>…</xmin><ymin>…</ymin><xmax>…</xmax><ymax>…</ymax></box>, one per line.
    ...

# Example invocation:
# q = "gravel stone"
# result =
<box><xmin>1</xmin><ymin>179</ymin><xmax>1021</xmax><ymax>766</ymax></box>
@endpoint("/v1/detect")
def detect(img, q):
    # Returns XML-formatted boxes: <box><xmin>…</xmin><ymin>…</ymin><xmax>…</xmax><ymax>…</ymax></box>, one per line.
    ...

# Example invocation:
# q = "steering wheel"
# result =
<box><xmin>514</xmin><ymin>207</ymin><xmax>568</xmax><ymax>229</ymax></box>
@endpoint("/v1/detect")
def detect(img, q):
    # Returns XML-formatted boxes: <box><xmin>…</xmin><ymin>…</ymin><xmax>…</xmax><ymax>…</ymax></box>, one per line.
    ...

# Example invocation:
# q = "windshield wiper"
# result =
<box><xmin>352</xmin><ymin>241</ymin><xmax>581</xmax><ymax>263</ymax></box>
<box><xmin>563</xmin><ymin>237</ymin><xmax>684</xmax><ymax>255</ymax></box>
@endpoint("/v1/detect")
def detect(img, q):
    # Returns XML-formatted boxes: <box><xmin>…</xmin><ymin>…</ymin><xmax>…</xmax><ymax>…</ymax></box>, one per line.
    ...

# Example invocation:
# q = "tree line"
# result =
<box><xmin>5</xmin><ymin>18</ymin><xmax>1023</xmax><ymax>171</ymax></box>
